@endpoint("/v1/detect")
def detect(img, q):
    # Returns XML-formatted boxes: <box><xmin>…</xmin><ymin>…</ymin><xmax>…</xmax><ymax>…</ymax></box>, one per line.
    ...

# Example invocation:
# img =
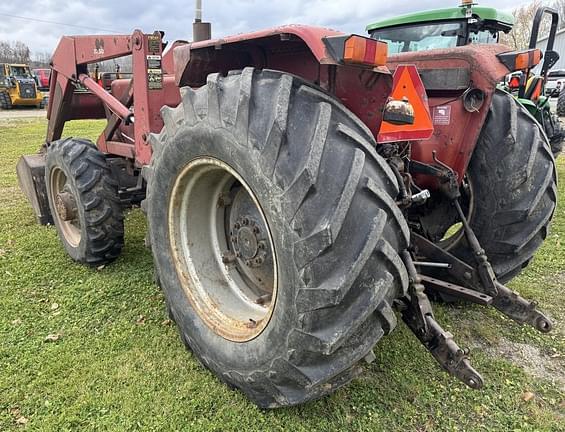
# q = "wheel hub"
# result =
<box><xmin>55</xmin><ymin>190</ymin><xmax>77</xmax><ymax>221</ymax></box>
<box><xmin>49</xmin><ymin>167</ymin><xmax>81</xmax><ymax>247</ymax></box>
<box><xmin>231</xmin><ymin>217</ymin><xmax>267</xmax><ymax>267</ymax></box>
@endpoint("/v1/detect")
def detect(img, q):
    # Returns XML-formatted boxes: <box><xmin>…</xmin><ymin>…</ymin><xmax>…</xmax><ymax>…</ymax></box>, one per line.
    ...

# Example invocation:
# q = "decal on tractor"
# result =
<box><xmin>433</xmin><ymin>105</ymin><xmax>451</xmax><ymax>125</ymax></box>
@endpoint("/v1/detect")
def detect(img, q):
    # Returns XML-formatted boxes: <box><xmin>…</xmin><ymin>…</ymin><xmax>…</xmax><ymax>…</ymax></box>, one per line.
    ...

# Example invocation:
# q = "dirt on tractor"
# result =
<box><xmin>13</xmin><ymin>4</ymin><xmax>559</xmax><ymax>408</ymax></box>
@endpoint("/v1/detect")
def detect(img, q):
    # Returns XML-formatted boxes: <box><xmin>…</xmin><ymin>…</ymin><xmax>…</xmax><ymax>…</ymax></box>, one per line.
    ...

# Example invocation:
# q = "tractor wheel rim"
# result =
<box><xmin>169</xmin><ymin>157</ymin><xmax>278</xmax><ymax>342</ymax></box>
<box><xmin>50</xmin><ymin>167</ymin><xmax>81</xmax><ymax>247</ymax></box>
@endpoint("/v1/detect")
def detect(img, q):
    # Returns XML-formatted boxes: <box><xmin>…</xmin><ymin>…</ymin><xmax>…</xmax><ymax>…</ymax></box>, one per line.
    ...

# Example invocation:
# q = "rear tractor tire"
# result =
<box><xmin>426</xmin><ymin>89</ymin><xmax>557</xmax><ymax>284</ymax></box>
<box><xmin>45</xmin><ymin>138</ymin><xmax>124</xmax><ymax>265</ymax></box>
<box><xmin>144</xmin><ymin>68</ymin><xmax>409</xmax><ymax>408</ymax></box>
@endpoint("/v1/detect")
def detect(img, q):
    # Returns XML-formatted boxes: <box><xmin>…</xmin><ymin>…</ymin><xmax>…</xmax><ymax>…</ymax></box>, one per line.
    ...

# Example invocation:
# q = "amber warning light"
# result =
<box><xmin>497</xmin><ymin>49</ymin><xmax>542</xmax><ymax>72</ymax></box>
<box><xmin>343</xmin><ymin>36</ymin><xmax>387</xmax><ymax>67</ymax></box>
<box><xmin>323</xmin><ymin>35</ymin><xmax>388</xmax><ymax>68</ymax></box>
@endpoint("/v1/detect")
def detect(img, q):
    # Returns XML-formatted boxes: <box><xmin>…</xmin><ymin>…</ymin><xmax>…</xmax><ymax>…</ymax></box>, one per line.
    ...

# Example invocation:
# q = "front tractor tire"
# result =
<box><xmin>439</xmin><ymin>89</ymin><xmax>557</xmax><ymax>283</ymax></box>
<box><xmin>144</xmin><ymin>68</ymin><xmax>409</xmax><ymax>408</ymax></box>
<box><xmin>45</xmin><ymin>138</ymin><xmax>124</xmax><ymax>265</ymax></box>
<box><xmin>0</xmin><ymin>91</ymin><xmax>13</xmax><ymax>109</ymax></box>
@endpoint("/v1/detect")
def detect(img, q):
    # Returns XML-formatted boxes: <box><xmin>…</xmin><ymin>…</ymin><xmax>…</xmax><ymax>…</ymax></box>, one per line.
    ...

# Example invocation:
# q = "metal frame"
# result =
<box><xmin>45</xmin><ymin>26</ymin><xmax>403</xmax><ymax>168</ymax></box>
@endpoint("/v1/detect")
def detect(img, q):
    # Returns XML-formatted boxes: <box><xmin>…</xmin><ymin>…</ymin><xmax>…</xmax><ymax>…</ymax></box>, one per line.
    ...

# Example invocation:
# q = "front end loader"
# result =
<box><xmin>16</xmin><ymin>13</ymin><xmax>556</xmax><ymax>408</ymax></box>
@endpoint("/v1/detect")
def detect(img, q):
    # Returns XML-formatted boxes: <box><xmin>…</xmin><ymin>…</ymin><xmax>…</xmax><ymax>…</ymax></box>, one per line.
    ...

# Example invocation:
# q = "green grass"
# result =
<box><xmin>1</xmin><ymin>119</ymin><xmax>563</xmax><ymax>431</ymax></box>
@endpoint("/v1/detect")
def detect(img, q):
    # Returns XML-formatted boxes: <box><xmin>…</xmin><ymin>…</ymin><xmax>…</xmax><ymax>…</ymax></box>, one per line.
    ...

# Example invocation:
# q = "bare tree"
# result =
<box><xmin>11</xmin><ymin>41</ymin><xmax>31</xmax><ymax>64</ymax></box>
<box><xmin>0</xmin><ymin>41</ymin><xmax>13</xmax><ymax>63</ymax></box>
<box><xmin>0</xmin><ymin>40</ymin><xmax>32</xmax><ymax>64</ymax></box>
<box><xmin>551</xmin><ymin>0</ymin><xmax>565</xmax><ymax>29</ymax></box>
<box><xmin>31</xmin><ymin>51</ymin><xmax>52</xmax><ymax>68</ymax></box>
<box><xmin>500</xmin><ymin>0</ymin><xmax>552</xmax><ymax>50</ymax></box>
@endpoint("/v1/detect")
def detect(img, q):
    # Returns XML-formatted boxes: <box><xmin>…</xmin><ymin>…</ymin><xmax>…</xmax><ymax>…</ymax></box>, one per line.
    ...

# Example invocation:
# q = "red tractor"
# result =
<box><xmin>16</xmin><ymin>15</ymin><xmax>555</xmax><ymax>407</ymax></box>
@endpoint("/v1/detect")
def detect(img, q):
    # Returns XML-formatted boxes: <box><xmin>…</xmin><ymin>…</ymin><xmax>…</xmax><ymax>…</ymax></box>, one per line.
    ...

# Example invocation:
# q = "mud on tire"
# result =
<box><xmin>144</xmin><ymin>68</ymin><xmax>409</xmax><ymax>408</ymax></box>
<box><xmin>450</xmin><ymin>89</ymin><xmax>557</xmax><ymax>282</ymax></box>
<box><xmin>45</xmin><ymin>138</ymin><xmax>124</xmax><ymax>265</ymax></box>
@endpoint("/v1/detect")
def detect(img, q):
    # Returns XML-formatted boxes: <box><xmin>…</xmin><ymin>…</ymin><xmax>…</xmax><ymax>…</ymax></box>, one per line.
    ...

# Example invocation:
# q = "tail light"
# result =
<box><xmin>508</xmin><ymin>75</ymin><xmax>521</xmax><ymax>89</ymax></box>
<box><xmin>343</xmin><ymin>36</ymin><xmax>387</xmax><ymax>67</ymax></box>
<box><xmin>498</xmin><ymin>49</ymin><xmax>542</xmax><ymax>72</ymax></box>
<box><xmin>324</xmin><ymin>35</ymin><xmax>388</xmax><ymax>67</ymax></box>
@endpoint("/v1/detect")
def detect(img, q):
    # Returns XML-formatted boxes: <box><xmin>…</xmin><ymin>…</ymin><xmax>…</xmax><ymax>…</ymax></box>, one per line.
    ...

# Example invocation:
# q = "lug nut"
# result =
<box><xmin>221</xmin><ymin>251</ymin><xmax>236</xmax><ymax>264</ymax></box>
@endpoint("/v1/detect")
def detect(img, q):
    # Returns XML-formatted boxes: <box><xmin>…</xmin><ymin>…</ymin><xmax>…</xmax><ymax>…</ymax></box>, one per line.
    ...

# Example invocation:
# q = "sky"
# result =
<box><xmin>0</xmin><ymin>0</ymin><xmax>536</xmax><ymax>56</ymax></box>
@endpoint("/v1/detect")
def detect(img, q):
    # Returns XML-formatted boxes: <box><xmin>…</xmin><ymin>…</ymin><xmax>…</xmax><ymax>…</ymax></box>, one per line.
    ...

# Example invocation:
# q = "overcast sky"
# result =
<box><xmin>0</xmin><ymin>0</ymin><xmax>535</xmax><ymax>56</ymax></box>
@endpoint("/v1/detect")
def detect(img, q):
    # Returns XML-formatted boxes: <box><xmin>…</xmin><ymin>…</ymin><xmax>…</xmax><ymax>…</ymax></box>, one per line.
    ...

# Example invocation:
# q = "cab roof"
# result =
<box><xmin>366</xmin><ymin>6</ymin><xmax>514</xmax><ymax>32</ymax></box>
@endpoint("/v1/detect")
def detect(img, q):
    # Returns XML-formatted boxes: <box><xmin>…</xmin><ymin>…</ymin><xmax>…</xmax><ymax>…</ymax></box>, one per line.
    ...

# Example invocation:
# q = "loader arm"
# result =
<box><xmin>47</xmin><ymin>30</ymin><xmax>172</xmax><ymax>165</ymax></box>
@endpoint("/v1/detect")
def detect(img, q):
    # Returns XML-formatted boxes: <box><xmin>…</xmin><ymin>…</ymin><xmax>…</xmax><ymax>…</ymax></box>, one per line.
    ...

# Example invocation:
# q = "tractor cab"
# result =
<box><xmin>366</xmin><ymin>5</ymin><xmax>513</xmax><ymax>53</ymax></box>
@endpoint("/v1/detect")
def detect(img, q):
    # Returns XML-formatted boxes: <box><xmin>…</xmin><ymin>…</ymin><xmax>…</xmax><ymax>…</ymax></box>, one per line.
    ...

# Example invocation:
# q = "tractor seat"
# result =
<box><xmin>524</xmin><ymin>76</ymin><xmax>544</xmax><ymax>102</ymax></box>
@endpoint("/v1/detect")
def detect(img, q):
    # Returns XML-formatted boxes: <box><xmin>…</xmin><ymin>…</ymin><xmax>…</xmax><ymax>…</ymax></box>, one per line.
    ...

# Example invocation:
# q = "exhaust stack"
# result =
<box><xmin>193</xmin><ymin>0</ymin><xmax>211</xmax><ymax>42</ymax></box>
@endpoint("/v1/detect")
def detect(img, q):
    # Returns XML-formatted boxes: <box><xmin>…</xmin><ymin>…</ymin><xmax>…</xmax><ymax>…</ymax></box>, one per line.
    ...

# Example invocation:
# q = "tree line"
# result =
<box><xmin>0</xmin><ymin>40</ymin><xmax>51</xmax><ymax>67</ymax></box>
<box><xmin>500</xmin><ymin>0</ymin><xmax>565</xmax><ymax>50</ymax></box>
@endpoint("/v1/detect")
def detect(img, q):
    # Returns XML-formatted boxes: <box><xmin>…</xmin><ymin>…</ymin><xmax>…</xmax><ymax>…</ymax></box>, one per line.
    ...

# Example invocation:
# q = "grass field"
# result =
<box><xmin>1</xmin><ymin>119</ymin><xmax>563</xmax><ymax>431</ymax></box>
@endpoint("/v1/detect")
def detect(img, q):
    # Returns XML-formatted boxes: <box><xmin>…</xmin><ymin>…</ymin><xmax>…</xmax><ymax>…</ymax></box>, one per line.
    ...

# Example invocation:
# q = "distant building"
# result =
<box><xmin>536</xmin><ymin>28</ymin><xmax>565</xmax><ymax>70</ymax></box>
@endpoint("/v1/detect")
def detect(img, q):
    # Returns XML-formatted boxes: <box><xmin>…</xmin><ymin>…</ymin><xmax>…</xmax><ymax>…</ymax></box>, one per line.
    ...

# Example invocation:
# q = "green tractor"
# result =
<box><xmin>367</xmin><ymin>3</ymin><xmax>563</xmax><ymax>156</ymax></box>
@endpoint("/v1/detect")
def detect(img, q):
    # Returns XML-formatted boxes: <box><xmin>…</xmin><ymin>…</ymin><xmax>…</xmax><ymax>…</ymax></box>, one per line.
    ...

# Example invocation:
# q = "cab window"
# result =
<box><xmin>9</xmin><ymin>66</ymin><xmax>32</xmax><ymax>78</ymax></box>
<box><xmin>468</xmin><ymin>29</ymin><xmax>498</xmax><ymax>44</ymax></box>
<box><xmin>370</xmin><ymin>22</ymin><xmax>463</xmax><ymax>53</ymax></box>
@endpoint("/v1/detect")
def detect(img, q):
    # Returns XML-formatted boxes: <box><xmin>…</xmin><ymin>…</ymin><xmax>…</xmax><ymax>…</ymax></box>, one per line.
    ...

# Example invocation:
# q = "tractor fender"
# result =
<box><xmin>172</xmin><ymin>25</ymin><xmax>395</xmax><ymax>141</ymax></box>
<box><xmin>173</xmin><ymin>25</ymin><xmax>346</xmax><ymax>87</ymax></box>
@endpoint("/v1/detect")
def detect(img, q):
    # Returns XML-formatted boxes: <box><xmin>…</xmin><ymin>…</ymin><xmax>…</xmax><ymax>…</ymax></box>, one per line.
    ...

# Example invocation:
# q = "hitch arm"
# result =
<box><xmin>412</xmin><ymin>233</ymin><xmax>553</xmax><ymax>333</ymax></box>
<box><xmin>400</xmin><ymin>251</ymin><xmax>484</xmax><ymax>389</ymax></box>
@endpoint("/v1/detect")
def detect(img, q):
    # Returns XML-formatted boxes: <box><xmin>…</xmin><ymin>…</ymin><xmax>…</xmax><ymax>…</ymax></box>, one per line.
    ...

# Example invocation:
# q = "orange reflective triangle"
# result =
<box><xmin>378</xmin><ymin>65</ymin><xmax>434</xmax><ymax>143</ymax></box>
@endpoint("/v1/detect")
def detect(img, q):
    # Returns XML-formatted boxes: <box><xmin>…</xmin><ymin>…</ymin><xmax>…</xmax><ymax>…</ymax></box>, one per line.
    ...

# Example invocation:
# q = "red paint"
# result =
<box><xmin>47</xmin><ymin>26</ymin><xmax>393</xmax><ymax>168</ymax></box>
<box><xmin>386</xmin><ymin>44</ymin><xmax>512</xmax><ymax>186</ymax></box>
<box><xmin>79</xmin><ymin>74</ymin><xmax>132</xmax><ymax>120</ymax></box>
